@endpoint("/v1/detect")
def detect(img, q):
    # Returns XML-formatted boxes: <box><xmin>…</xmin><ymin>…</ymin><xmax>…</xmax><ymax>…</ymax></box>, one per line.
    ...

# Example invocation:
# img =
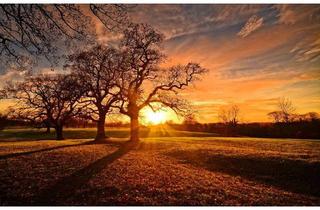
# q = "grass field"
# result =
<box><xmin>0</xmin><ymin>127</ymin><xmax>319</xmax><ymax>205</ymax></box>
<box><xmin>0</xmin><ymin>126</ymin><xmax>217</xmax><ymax>141</ymax></box>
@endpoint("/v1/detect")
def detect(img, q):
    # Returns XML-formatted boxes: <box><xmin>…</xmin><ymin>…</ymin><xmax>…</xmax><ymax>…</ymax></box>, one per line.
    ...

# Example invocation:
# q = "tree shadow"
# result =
<box><xmin>0</xmin><ymin>141</ymin><xmax>92</xmax><ymax>160</ymax></box>
<box><xmin>166</xmin><ymin>149</ymin><xmax>320</xmax><ymax>197</ymax></box>
<box><xmin>0</xmin><ymin>139</ymin><xmax>47</xmax><ymax>143</ymax></box>
<box><xmin>32</xmin><ymin>140</ymin><xmax>138</xmax><ymax>205</ymax></box>
<box><xmin>0</xmin><ymin>138</ymin><xmax>129</xmax><ymax>161</ymax></box>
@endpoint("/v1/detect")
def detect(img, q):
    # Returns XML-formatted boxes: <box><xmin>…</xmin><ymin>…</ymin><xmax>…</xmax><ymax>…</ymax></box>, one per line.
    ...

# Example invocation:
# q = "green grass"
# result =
<box><xmin>0</xmin><ymin>128</ymin><xmax>319</xmax><ymax>205</ymax></box>
<box><xmin>0</xmin><ymin>126</ymin><xmax>218</xmax><ymax>141</ymax></box>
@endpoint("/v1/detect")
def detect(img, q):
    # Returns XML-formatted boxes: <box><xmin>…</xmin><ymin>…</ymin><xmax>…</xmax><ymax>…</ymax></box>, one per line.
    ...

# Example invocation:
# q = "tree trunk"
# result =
<box><xmin>45</xmin><ymin>126</ymin><xmax>50</xmax><ymax>134</ymax></box>
<box><xmin>43</xmin><ymin>120</ymin><xmax>50</xmax><ymax>134</ymax></box>
<box><xmin>95</xmin><ymin>113</ymin><xmax>106</xmax><ymax>141</ymax></box>
<box><xmin>130</xmin><ymin>114</ymin><xmax>139</xmax><ymax>142</ymax></box>
<box><xmin>55</xmin><ymin>125</ymin><xmax>64</xmax><ymax>140</ymax></box>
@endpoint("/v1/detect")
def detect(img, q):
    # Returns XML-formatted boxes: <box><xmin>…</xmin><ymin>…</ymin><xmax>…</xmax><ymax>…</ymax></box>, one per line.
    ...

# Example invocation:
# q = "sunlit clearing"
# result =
<box><xmin>144</xmin><ymin>109</ymin><xmax>167</xmax><ymax>125</ymax></box>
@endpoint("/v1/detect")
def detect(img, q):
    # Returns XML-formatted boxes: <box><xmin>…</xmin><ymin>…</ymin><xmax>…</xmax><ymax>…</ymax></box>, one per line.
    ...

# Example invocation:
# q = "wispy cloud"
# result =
<box><xmin>130</xmin><ymin>5</ymin><xmax>264</xmax><ymax>39</ymax></box>
<box><xmin>237</xmin><ymin>15</ymin><xmax>264</xmax><ymax>38</ymax></box>
<box><xmin>275</xmin><ymin>5</ymin><xmax>320</xmax><ymax>25</ymax></box>
<box><xmin>291</xmin><ymin>36</ymin><xmax>320</xmax><ymax>62</ymax></box>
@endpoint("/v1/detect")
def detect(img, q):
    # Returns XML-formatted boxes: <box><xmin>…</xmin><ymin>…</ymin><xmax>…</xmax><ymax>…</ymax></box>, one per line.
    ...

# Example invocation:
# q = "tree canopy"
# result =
<box><xmin>0</xmin><ymin>4</ymin><xmax>130</xmax><ymax>70</ymax></box>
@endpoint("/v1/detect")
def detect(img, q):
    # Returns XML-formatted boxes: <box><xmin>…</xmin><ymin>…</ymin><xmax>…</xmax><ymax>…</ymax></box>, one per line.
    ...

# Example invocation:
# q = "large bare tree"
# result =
<box><xmin>65</xmin><ymin>45</ymin><xmax>123</xmax><ymax>141</ymax></box>
<box><xmin>5</xmin><ymin>73</ymin><xmax>85</xmax><ymax>139</ymax></box>
<box><xmin>117</xmin><ymin>24</ymin><xmax>207</xmax><ymax>142</ymax></box>
<box><xmin>0</xmin><ymin>4</ymin><xmax>130</xmax><ymax>69</ymax></box>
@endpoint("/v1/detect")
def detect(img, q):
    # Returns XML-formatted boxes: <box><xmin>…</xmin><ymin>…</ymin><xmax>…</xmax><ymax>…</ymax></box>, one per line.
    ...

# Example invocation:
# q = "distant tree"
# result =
<box><xmin>267</xmin><ymin>111</ymin><xmax>283</xmax><ymax>123</ymax></box>
<box><xmin>218</xmin><ymin>104</ymin><xmax>240</xmax><ymax>126</ymax></box>
<box><xmin>268</xmin><ymin>97</ymin><xmax>295</xmax><ymax>123</ymax></box>
<box><xmin>183</xmin><ymin>112</ymin><xmax>198</xmax><ymax>125</ymax></box>
<box><xmin>64</xmin><ymin>45</ymin><xmax>123</xmax><ymax>141</ymax></box>
<box><xmin>5</xmin><ymin>74</ymin><xmax>85</xmax><ymax>139</ymax></box>
<box><xmin>289</xmin><ymin>112</ymin><xmax>320</xmax><ymax>122</ymax></box>
<box><xmin>0</xmin><ymin>4</ymin><xmax>130</xmax><ymax>69</ymax></box>
<box><xmin>304</xmin><ymin>112</ymin><xmax>320</xmax><ymax>122</ymax></box>
<box><xmin>278</xmin><ymin>97</ymin><xmax>295</xmax><ymax>123</ymax></box>
<box><xmin>117</xmin><ymin>24</ymin><xmax>207</xmax><ymax>142</ymax></box>
<box><xmin>65</xmin><ymin>116</ymin><xmax>90</xmax><ymax>128</ymax></box>
<box><xmin>6</xmin><ymin>106</ymin><xmax>51</xmax><ymax>132</ymax></box>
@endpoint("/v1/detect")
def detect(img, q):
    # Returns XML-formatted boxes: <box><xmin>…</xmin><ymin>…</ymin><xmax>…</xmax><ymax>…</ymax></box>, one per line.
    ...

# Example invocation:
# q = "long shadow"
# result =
<box><xmin>167</xmin><ymin>149</ymin><xmax>320</xmax><ymax>197</ymax></box>
<box><xmin>0</xmin><ymin>141</ymin><xmax>92</xmax><ymax>160</ymax></box>
<box><xmin>0</xmin><ymin>139</ymin><xmax>50</xmax><ymax>143</ymax></box>
<box><xmin>32</xmin><ymin>140</ymin><xmax>138</xmax><ymax>205</ymax></box>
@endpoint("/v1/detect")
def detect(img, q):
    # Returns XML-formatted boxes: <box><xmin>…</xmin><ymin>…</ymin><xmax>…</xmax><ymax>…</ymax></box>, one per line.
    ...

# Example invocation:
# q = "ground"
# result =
<box><xmin>0</xmin><ymin>127</ymin><xmax>320</xmax><ymax>205</ymax></box>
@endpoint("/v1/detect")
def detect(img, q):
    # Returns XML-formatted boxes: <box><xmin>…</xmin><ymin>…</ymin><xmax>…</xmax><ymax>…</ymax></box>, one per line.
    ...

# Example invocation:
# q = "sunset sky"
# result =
<box><xmin>1</xmin><ymin>4</ymin><xmax>320</xmax><ymax>123</ymax></box>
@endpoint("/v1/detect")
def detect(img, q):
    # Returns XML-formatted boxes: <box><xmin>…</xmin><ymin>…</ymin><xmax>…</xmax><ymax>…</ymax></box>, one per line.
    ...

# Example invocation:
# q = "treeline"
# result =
<box><xmin>0</xmin><ymin>114</ymin><xmax>30</xmax><ymax>130</ymax></box>
<box><xmin>2</xmin><ymin>112</ymin><xmax>319</xmax><ymax>139</ymax></box>
<box><xmin>171</xmin><ymin>120</ymin><xmax>320</xmax><ymax>139</ymax></box>
<box><xmin>175</xmin><ymin>97</ymin><xmax>320</xmax><ymax>139</ymax></box>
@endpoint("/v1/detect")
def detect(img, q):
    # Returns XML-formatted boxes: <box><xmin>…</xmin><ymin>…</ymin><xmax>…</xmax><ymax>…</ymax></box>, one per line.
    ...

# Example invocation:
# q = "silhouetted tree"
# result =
<box><xmin>89</xmin><ymin>4</ymin><xmax>130</xmax><ymax>31</ymax></box>
<box><xmin>218</xmin><ymin>104</ymin><xmax>240</xmax><ymax>127</ymax></box>
<box><xmin>267</xmin><ymin>111</ymin><xmax>283</xmax><ymax>123</ymax></box>
<box><xmin>117</xmin><ymin>24</ymin><xmax>207</xmax><ymax>142</ymax></box>
<box><xmin>5</xmin><ymin>74</ymin><xmax>85</xmax><ymax>139</ymax></box>
<box><xmin>183</xmin><ymin>112</ymin><xmax>198</xmax><ymax>125</ymax></box>
<box><xmin>6</xmin><ymin>106</ymin><xmax>51</xmax><ymax>132</ymax></box>
<box><xmin>305</xmin><ymin>112</ymin><xmax>320</xmax><ymax>122</ymax></box>
<box><xmin>268</xmin><ymin>97</ymin><xmax>296</xmax><ymax>123</ymax></box>
<box><xmin>0</xmin><ymin>4</ymin><xmax>130</xmax><ymax>69</ymax></box>
<box><xmin>278</xmin><ymin>97</ymin><xmax>295</xmax><ymax>123</ymax></box>
<box><xmin>65</xmin><ymin>45</ymin><xmax>123</xmax><ymax>141</ymax></box>
<box><xmin>287</xmin><ymin>112</ymin><xmax>320</xmax><ymax>123</ymax></box>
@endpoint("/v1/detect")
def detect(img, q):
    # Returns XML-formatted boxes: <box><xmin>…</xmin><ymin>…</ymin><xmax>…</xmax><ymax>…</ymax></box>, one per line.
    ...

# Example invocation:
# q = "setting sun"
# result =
<box><xmin>143</xmin><ymin>109</ymin><xmax>167</xmax><ymax>125</ymax></box>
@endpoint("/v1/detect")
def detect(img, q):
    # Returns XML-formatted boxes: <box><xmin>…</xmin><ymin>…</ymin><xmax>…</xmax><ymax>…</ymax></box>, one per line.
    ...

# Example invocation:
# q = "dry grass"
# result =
<box><xmin>0</xmin><ymin>130</ymin><xmax>319</xmax><ymax>205</ymax></box>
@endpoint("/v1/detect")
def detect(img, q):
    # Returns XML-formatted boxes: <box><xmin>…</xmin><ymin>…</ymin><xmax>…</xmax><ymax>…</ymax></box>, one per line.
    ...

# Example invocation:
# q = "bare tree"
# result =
<box><xmin>6</xmin><ymin>106</ymin><xmax>52</xmax><ymax>132</ymax></box>
<box><xmin>89</xmin><ymin>4</ymin><xmax>130</xmax><ymax>31</ymax></box>
<box><xmin>0</xmin><ymin>4</ymin><xmax>130</xmax><ymax>69</ymax></box>
<box><xmin>183</xmin><ymin>112</ymin><xmax>198</xmax><ymax>125</ymax></box>
<box><xmin>278</xmin><ymin>97</ymin><xmax>295</xmax><ymax>123</ymax></box>
<box><xmin>64</xmin><ymin>45</ymin><xmax>123</xmax><ymax>141</ymax></box>
<box><xmin>5</xmin><ymin>77</ymin><xmax>50</xmax><ymax>130</ymax></box>
<box><xmin>5</xmin><ymin>73</ymin><xmax>85</xmax><ymax>139</ymax></box>
<box><xmin>218</xmin><ymin>104</ymin><xmax>240</xmax><ymax>126</ymax></box>
<box><xmin>267</xmin><ymin>97</ymin><xmax>295</xmax><ymax>123</ymax></box>
<box><xmin>117</xmin><ymin>24</ymin><xmax>207</xmax><ymax>142</ymax></box>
